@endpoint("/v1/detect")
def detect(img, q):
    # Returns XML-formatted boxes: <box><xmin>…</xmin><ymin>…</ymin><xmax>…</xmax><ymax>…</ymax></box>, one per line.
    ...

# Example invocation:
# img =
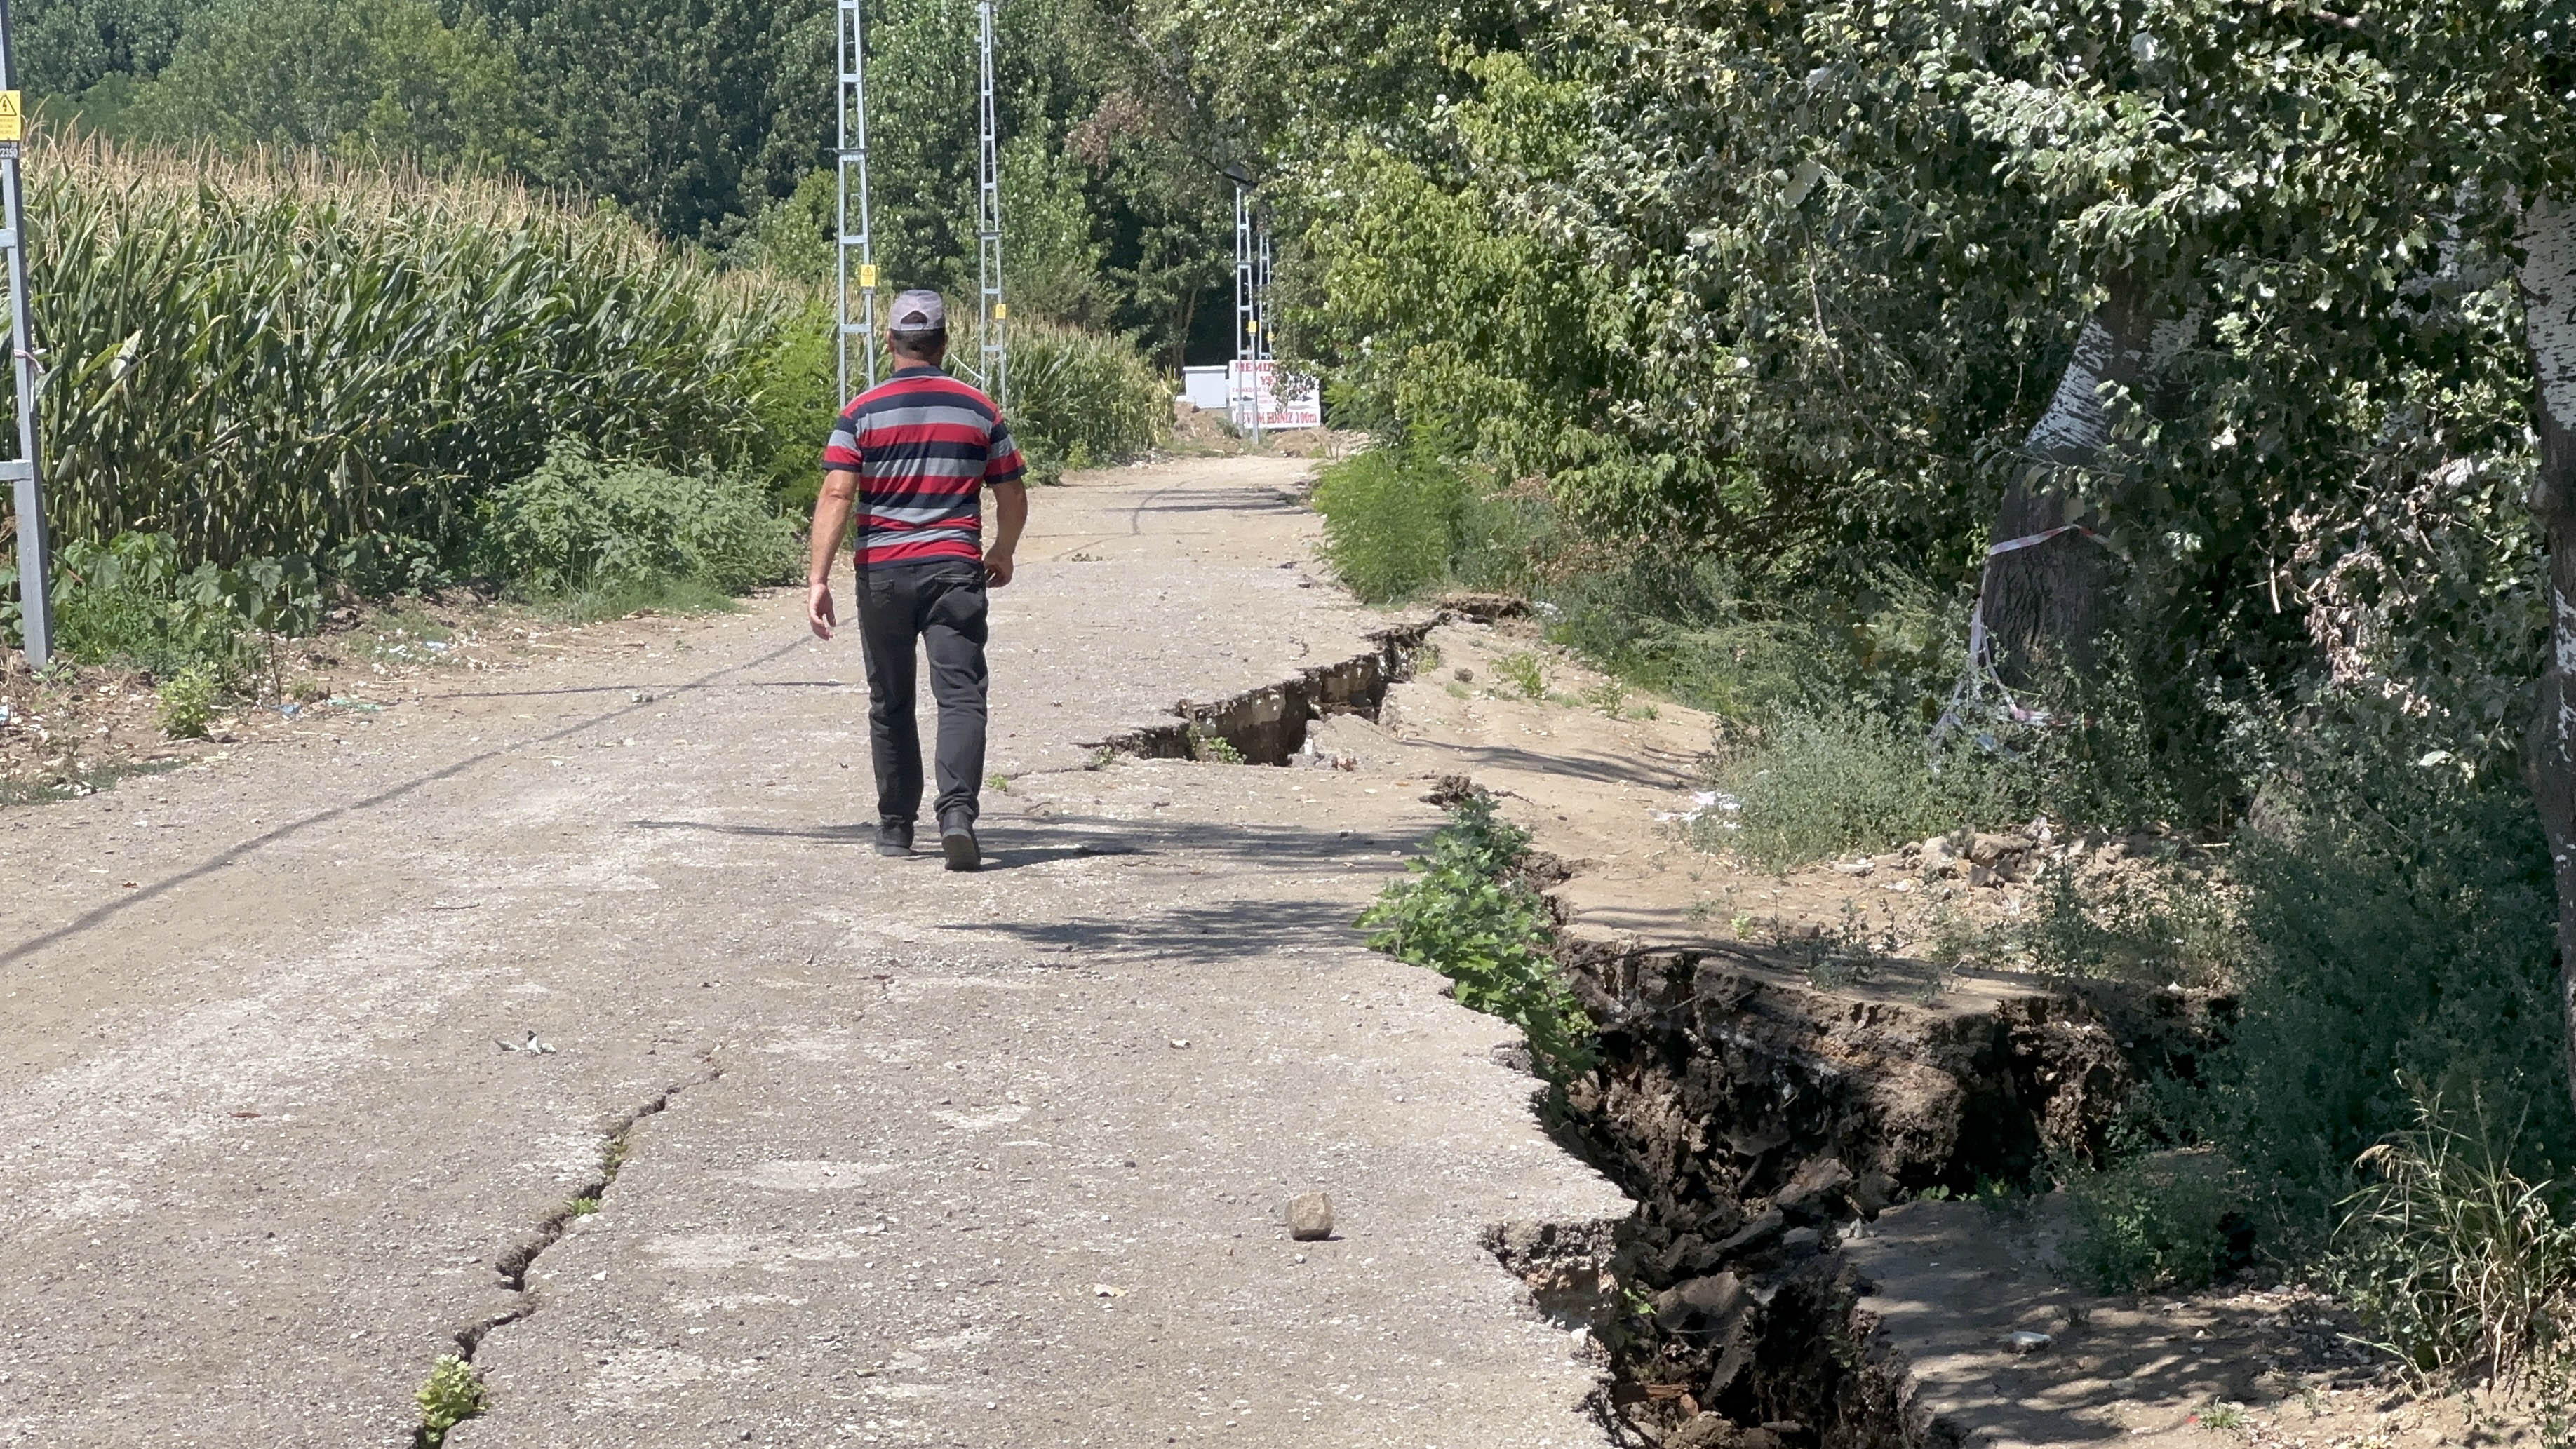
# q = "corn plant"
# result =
<box><xmin>9</xmin><ymin>135</ymin><xmax>803</xmax><ymax>564</ymax></box>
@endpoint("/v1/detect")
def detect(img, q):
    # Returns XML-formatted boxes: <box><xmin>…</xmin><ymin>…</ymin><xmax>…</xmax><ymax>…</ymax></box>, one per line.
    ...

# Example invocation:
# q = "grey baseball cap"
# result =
<box><xmin>890</xmin><ymin>289</ymin><xmax>946</xmax><ymax>331</ymax></box>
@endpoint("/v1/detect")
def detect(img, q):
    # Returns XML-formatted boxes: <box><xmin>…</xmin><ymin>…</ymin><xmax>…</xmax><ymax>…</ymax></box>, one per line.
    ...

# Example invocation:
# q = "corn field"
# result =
<box><xmin>11</xmin><ymin>137</ymin><xmax>800</xmax><ymax>562</ymax></box>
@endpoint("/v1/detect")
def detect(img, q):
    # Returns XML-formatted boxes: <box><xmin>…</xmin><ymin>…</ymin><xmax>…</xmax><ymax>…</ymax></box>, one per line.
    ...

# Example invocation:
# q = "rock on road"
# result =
<box><xmin>0</xmin><ymin>456</ymin><xmax>1628</xmax><ymax>1448</ymax></box>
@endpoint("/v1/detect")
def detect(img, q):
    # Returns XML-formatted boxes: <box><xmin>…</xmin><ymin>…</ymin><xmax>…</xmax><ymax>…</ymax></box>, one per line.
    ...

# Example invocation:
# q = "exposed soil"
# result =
<box><xmin>1543</xmin><ymin>945</ymin><xmax>2123</xmax><ymax>1448</ymax></box>
<box><xmin>1162</xmin><ymin>399</ymin><xmax>1369</xmax><ymax>461</ymax></box>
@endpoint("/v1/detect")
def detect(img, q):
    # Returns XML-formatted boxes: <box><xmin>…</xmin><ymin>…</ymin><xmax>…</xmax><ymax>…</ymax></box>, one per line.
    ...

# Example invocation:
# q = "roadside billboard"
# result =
<box><xmin>1226</xmin><ymin>360</ymin><xmax>1322</xmax><ymax>431</ymax></box>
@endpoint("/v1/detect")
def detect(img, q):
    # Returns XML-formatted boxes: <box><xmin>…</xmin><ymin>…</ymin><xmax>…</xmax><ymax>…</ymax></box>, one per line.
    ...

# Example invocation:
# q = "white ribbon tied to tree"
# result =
<box><xmin>1929</xmin><ymin>523</ymin><xmax>2110</xmax><ymax>751</ymax></box>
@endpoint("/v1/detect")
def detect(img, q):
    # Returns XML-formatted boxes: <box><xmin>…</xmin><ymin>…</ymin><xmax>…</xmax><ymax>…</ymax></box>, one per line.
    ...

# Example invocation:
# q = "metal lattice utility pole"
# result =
<box><xmin>834</xmin><ymin>0</ymin><xmax>879</xmax><ymax>401</ymax></box>
<box><xmin>0</xmin><ymin>0</ymin><xmax>47</xmax><ymax>666</ymax></box>
<box><xmin>972</xmin><ymin>0</ymin><xmax>1006</xmax><ymax>405</ymax></box>
<box><xmin>1233</xmin><ymin>184</ymin><xmax>1268</xmax><ymax>445</ymax></box>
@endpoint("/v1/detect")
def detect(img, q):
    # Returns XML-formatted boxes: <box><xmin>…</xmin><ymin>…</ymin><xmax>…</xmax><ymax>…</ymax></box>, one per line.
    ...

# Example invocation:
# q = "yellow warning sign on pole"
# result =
<box><xmin>0</xmin><ymin>93</ymin><xmax>25</xmax><ymax>143</ymax></box>
<box><xmin>993</xmin><ymin>302</ymin><xmax>1007</xmax><ymax>321</ymax></box>
<box><xmin>858</xmin><ymin>264</ymin><xmax>877</xmax><ymax>288</ymax></box>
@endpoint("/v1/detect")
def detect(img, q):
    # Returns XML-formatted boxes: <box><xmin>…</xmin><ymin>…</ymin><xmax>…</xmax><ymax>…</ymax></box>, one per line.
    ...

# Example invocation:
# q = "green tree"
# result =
<box><xmin>16</xmin><ymin>0</ymin><xmax>192</xmax><ymax>97</ymax></box>
<box><xmin>119</xmin><ymin>0</ymin><xmax>537</xmax><ymax>170</ymax></box>
<box><xmin>471</xmin><ymin>0</ymin><xmax>796</xmax><ymax>240</ymax></box>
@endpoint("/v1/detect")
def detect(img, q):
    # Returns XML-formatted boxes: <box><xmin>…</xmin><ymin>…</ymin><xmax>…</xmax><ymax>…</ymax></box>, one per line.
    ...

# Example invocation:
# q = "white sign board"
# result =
<box><xmin>1181</xmin><ymin>365</ymin><xmax>1230</xmax><ymax>410</ymax></box>
<box><xmin>1227</xmin><ymin>360</ymin><xmax>1322</xmax><ymax>431</ymax></box>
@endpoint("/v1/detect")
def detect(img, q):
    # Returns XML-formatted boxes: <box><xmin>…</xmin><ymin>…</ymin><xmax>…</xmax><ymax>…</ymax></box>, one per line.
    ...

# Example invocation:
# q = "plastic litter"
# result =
<box><xmin>1651</xmin><ymin>790</ymin><xmax>1740</xmax><ymax>828</ymax></box>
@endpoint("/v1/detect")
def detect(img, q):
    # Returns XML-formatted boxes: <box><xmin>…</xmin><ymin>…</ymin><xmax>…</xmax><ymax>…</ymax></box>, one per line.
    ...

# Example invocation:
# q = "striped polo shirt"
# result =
<box><xmin>821</xmin><ymin>366</ymin><xmax>1027</xmax><ymax>567</ymax></box>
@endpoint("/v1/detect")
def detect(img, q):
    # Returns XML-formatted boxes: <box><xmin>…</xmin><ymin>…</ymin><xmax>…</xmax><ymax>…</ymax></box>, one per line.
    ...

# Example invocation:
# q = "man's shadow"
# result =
<box><xmin>631</xmin><ymin>818</ymin><xmax>1146</xmax><ymax>871</ymax></box>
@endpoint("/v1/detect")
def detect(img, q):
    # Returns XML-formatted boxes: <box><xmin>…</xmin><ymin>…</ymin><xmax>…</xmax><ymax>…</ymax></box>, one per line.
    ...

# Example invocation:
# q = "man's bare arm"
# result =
<box><xmin>808</xmin><ymin>469</ymin><xmax>859</xmax><ymax>638</ymax></box>
<box><xmin>984</xmin><ymin>480</ymin><xmax>1028</xmax><ymax>586</ymax></box>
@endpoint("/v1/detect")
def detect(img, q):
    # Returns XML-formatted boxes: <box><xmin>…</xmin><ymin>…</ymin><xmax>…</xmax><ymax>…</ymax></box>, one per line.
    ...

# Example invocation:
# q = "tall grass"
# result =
<box><xmin>2336</xmin><ymin>1094</ymin><xmax>2576</xmax><ymax>1392</ymax></box>
<box><xmin>15</xmin><ymin>135</ymin><xmax>800</xmax><ymax>562</ymax></box>
<box><xmin>984</xmin><ymin>319</ymin><xmax>1168</xmax><ymax>476</ymax></box>
<box><xmin>1310</xmin><ymin>443</ymin><xmax>1543</xmax><ymax>602</ymax></box>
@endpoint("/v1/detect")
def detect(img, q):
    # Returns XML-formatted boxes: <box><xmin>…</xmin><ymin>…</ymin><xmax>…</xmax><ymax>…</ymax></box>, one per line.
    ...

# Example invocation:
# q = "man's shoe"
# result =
<box><xmin>875</xmin><ymin>820</ymin><xmax>913</xmax><ymax>857</ymax></box>
<box><xmin>939</xmin><ymin>811</ymin><xmax>981</xmax><ymax>872</ymax></box>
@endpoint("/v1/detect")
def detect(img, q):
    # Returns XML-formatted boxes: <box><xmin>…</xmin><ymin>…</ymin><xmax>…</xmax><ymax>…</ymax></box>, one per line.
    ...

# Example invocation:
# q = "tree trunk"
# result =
<box><xmin>2514</xmin><ymin>195</ymin><xmax>2576</xmax><ymax>1116</ymax></box>
<box><xmin>1979</xmin><ymin>275</ymin><xmax>2178</xmax><ymax>684</ymax></box>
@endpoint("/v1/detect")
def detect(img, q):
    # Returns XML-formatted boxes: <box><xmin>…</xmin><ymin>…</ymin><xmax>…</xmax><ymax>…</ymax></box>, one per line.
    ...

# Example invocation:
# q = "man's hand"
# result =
<box><xmin>808</xmin><ymin>469</ymin><xmax>859</xmax><ymax>640</ymax></box>
<box><xmin>984</xmin><ymin>480</ymin><xmax>1027</xmax><ymax>588</ymax></box>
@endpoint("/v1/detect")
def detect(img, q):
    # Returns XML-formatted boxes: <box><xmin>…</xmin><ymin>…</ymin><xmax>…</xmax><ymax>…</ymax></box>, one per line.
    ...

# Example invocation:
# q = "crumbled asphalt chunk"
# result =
<box><xmin>1287</xmin><ymin>1192</ymin><xmax>1334</xmax><ymax>1241</ymax></box>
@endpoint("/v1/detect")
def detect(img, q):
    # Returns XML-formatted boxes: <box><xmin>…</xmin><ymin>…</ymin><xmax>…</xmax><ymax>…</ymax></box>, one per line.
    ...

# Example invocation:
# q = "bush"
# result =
<box><xmin>2065</xmin><ymin>1150</ymin><xmax>2247</xmax><ymax>1294</ymax></box>
<box><xmin>479</xmin><ymin>444</ymin><xmax>799</xmax><ymax>600</ymax></box>
<box><xmin>742</xmin><ymin>297</ymin><xmax>840</xmax><ymax>509</ymax></box>
<box><xmin>1704</xmin><ymin>705</ymin><xmax>2043</xmax><ymax>869</ymax></box>
<box><xmin>1693</xmin><ymin>631</ymin><xmax>2206</xmax><ymax>870</ymax></box>
<box><xmin>2022</xmin><ymin>859</ymin><xmax>2244</xmax><ymax>988</ymax></box>
<box><xmin>1358</xmin><ymin>795</ymin><xmax>1595</xmax><ymax>1075</ymax></box>
<box><xmin>323</xmin><ymin>532</ymin><xmax>454</xmax><ymax>596</ymax></box>
<box><xmin>2218</xmin><ymin>722</ymin><xmax>2572</xmax><ymax>1234</ymax></box>
<box><xmin>156</xmin><ymin>663</ymin><xmax>220</xmax><ymax>737</ymax></box>
<box><xmin>1308</xmin><ymin>429</ymin><xmax>1557</xmax><ymax>605</ymax></box>
<box><xmin>992</xmin><ymin>321</ymin><xmax>1169</xmax><ymax>477</ymax></box>
<box><xmin>1311</xmin><ymin>442</ymin><xmax>1481</xmax><ymax>603</ymax></box>
<box><xmin>8</xmin><ymin>530</ymin><xmax>321</xmax><ymax>682</ymax></box>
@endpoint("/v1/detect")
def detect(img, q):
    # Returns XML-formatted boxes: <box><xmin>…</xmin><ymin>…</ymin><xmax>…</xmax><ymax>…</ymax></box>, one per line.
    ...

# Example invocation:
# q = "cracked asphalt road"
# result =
<box><xmin>0</xmin><ymin>455</ymin><xmax>1627</xmax><ymax>1447</ymax></box>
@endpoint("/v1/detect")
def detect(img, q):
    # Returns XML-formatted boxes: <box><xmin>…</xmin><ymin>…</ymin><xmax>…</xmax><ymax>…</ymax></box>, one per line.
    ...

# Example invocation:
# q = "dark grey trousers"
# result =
<box><xmin>855</xmin><ymin>557</ymin><xmax>989</xmax><ymax>825</ymax></box>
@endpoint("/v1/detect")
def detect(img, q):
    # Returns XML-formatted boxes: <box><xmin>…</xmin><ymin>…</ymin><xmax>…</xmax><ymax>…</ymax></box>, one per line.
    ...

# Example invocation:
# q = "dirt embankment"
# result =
<box><xmin>1539</xmin><ymin>945</ymin><xmax>2201</xmax><ymax>1448</ymax></box>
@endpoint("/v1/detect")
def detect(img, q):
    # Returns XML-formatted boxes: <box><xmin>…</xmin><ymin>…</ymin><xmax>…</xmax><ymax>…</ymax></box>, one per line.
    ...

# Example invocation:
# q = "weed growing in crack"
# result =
<box><xmin>414</xmin><ymin>1354</ymin><xmax>489</xmax><ymax>1447</ymax></box>
<box><xmin>1084</xmin><ymin>745</ymin><xmax>1116</xmax><ymax>770</ymax></box>
<box><xmin>1186</xmin><ymin>723</ymin><xmax>1246</xmax><ymax>765</ymax></box>
<box><xmin>1358</xmin><ymin>793</ymin><xmax>1595</xmax><ymax>1077</ymax></box>
<box><xmin>567</xmin><ymin>1196</ymin><xmax>601</xmax><ymax>1216</ymax></box>
<box><xmin>986</xmin><ymin>772</ymin><xmax>1013</xmax><ymax>793</ymax></box>
<box><xmin>2201</xmin><ymin>1401</ymin><xmax>2249</xmax><ymax>1434</ymax></box>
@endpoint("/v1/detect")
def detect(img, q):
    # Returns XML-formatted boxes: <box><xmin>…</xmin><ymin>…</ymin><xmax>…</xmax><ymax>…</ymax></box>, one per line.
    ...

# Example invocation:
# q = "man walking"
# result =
<box><xmin>807</xmin><ymin>290</ymin><xmax>1028</xmax><ymax>872</ymax></box>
